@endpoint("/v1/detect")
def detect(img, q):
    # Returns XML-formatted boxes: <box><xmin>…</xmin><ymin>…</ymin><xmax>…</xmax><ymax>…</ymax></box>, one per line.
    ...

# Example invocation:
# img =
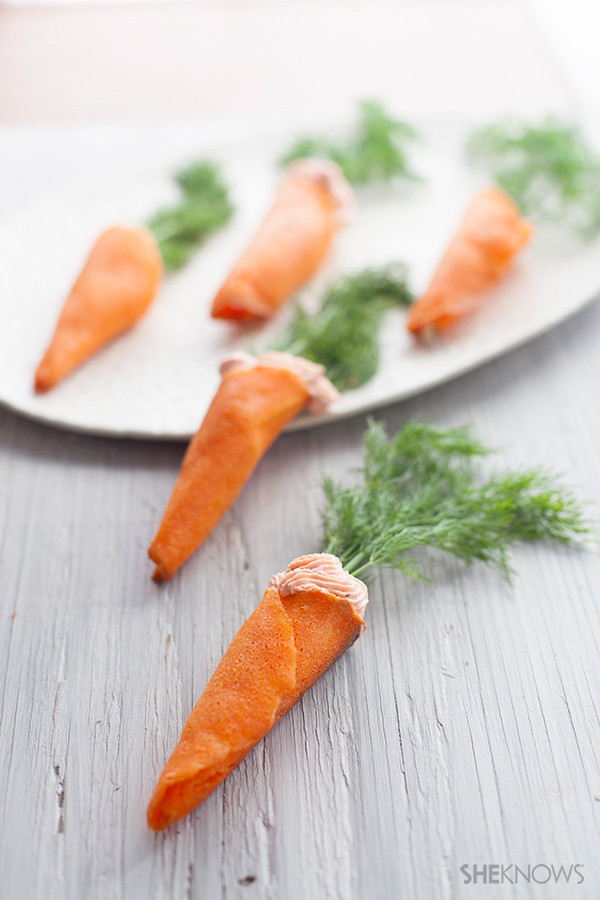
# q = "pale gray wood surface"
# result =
<box><xmin>1</xmin><ymin>297</ymin><xmax>600</xmax><ymax>899</ymax></box>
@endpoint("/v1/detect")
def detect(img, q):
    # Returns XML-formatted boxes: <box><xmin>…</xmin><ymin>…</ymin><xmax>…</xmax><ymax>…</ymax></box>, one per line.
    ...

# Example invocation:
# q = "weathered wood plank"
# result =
<box><xmin>1</xmin><ymin>299</ymin><xmax>600</xmax><ymax>899</ymax></box>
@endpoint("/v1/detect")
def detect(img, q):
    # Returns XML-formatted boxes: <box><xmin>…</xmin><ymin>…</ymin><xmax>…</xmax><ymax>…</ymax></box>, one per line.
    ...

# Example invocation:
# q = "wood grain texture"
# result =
<box><xmin>1</xmin><ymin>297</ymin><xmax>600</xmax><ymax>899</ymax></box>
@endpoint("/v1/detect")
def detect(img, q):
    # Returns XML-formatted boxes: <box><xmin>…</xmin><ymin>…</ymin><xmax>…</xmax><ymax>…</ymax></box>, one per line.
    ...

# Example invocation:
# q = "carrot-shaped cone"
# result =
<box><xmin>147</xmin><ymin>554</ymin><xmax>367</xmax><ymax>830</ymax></box>
<box><xmin>211</xmin><ymin>159</ymin><xmax>353</xmax><ymax>320</ymax></box>
<box><xmin>406</xmin><ymin>187</ymin><xmax>533</xmax><ymax>340</ymax></box>
<box><xmin>34</xmin><ymin>226</ymin><xmax>163</xmax><ymax>392</ymax></box>
<box><xmin>146</xmin><ymin>421</ymin><xmax>591</xmax><ymax>830</ymax></box>
<box><xmin>148</xmin><ymin>353</ymin><xmax>338</xmax><ymax>582</ymax></box>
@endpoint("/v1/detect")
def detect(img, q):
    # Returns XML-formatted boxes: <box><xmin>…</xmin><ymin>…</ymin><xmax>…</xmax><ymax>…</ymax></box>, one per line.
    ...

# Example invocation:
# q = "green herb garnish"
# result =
<box><xmin>147</xmin><ymin>161</ymin><xmax>233</xmax><ymax>270</ymax></box>
<box><xmin>272</xmin><ymin>265</ymin><xmax>412</xmax><ymax>391</ymax></box>
<box><xmin>466</xmin><ymin>118</ymin><xmax>600</xmax><ymax>237</ymax></box>
<box><xmin>280</xmin><ymin>101</ymin><xmax>420</xmax><ymax>185</ymax></box>
<box><xmin>323</xmin><ymin>419</ymin><xmax>591</xmax><ymax>580</ymax></box>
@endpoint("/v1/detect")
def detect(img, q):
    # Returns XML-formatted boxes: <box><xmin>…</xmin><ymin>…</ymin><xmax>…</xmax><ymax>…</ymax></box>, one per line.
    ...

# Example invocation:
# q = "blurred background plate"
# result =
<box><xmin>1</xmin><ymin>121</ymin><xmax>599</xmax><ymax>439</ymax></box>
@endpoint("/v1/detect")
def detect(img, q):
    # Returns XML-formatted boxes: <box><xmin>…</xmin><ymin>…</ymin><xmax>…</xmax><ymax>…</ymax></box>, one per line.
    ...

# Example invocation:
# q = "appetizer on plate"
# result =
<box><xmin>34</xmin><ymin>160</ymin><xmax>233</xmax><ymax>393</ymax></box>
<box><xmin>406</xmin><ymin>187</ymin><xmax>532</xmax><ymax>341</ymax></box>
<box><xmin>148</xmin><ymin>352</ymin><xmax>338</xmax><ymax>582</ymax></box>
<box><xmin>34</xmin><ymin>226</ymin><xmax>163</xmax><ymax>393</ymax></box>
<box><xmin>466</xmin><ymin>118</ymin><xmax>600</xmax><ymax>238</ymax></box>
<box><xmin>147</xmin><ymin>420</ymin><xmax>589</xmax><ymax>829</ymax></box>
<box><xmin>211</xmin><ymin>159</ymin><xmax>353</xmax><ymax>320</ymax></box>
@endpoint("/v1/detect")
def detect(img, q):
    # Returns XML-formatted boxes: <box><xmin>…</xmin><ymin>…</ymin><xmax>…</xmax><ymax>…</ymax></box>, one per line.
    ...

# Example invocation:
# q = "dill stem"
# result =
<box><xmin>342</xmin><ymin>551</ymin><xmax>371</xmax><ymax>579</ymax></box>
<box><xmin>345</xmin><ymin>562</ymin><xmax>372</xmax><ymax>579</ymax></box>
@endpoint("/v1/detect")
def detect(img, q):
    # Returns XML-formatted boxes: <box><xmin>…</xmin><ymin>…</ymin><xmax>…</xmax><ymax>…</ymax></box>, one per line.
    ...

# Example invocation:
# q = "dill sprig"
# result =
<box><xmin>147</xmin><ymin>160</ymin><xmax>233</xmax><ymax>270</ymax></box>
<box><xmin>322</xmin><ymin>420</ymin><xmax>591</xmax><ymax>580</ymax></box>
<box><xmin>280</xmin><ymin>101</ymin><xmax>420</xmax><ymax>185</ymax></box>
<box><xmin>466</xmin><ymin>118</ymin><xmax>600</xmax><ymax>237</ymax></box>
<box><xmin>272</xmin><ymin>265</ymin><xmax>412</xmax><ymax>391</ymax></box>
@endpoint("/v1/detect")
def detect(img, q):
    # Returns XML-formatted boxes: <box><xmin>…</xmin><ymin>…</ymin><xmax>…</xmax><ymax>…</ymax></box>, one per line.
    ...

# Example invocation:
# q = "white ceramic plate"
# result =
<box><xmin>0</xmin><ymin>124</ymin><xmax>599</xmax><ymax>439</ymax></box>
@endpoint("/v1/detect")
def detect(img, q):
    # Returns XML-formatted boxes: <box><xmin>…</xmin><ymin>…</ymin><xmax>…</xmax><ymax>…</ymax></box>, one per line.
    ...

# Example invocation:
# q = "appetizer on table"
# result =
<box><xmin>211</xmin><ymin>159</ymin><xmax>353</xmax><ymax>320</ymax></box>
<box><xmin>147</xmin><ymin>553</ymin><xmax>366</xmax><ymax>831</ymax></box>
<box><xmin>148</xmin><ymin>352</ymin><xmax>338</xmax><ymax>582</ymax></box>
<box><xmin>406</xmin><ymin>187</ymin><xmax>532</xmax><ymax>341</ymax></box>
<box><xmin>147</xmin><ymin>419</ymin><xmax>590</xmax><ymax>830</ymax></box>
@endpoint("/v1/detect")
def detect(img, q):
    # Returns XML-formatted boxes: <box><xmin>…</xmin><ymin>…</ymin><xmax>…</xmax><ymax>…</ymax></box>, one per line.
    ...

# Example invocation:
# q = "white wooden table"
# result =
<box><xmin>1</xmin><ymin>3</ymin><xmax>600</xmax><ymax>898</ymax></box>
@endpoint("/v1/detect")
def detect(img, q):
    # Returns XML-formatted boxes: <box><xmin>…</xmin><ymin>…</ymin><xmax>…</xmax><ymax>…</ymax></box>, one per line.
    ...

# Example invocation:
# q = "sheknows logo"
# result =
<box><xmin>460</xmin><ymin>864</ymin><xmax>584</xmax><ymax>886</ymax></box>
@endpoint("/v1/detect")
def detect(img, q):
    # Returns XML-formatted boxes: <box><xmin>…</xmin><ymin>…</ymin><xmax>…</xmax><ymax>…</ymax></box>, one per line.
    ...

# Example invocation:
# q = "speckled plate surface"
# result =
<box><xmin>1</xmin><ymin>123</ymin><xmax>599</xmax><ymax>439</ymax></box>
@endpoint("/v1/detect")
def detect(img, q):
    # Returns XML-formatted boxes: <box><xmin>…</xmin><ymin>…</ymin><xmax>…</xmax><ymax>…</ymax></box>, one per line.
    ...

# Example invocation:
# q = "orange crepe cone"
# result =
<box><xmin>406</xmin><ymin>187</ymin><xmax>533</xmax><ymax>339</ymax></box>
<box><xmin>149</xmin><ymin>359</ymin><xmax>324</xmax><ymax>582</ymax></box>
<box><xmin>147</xmin><ymin>560</ymin><xmax>366</xmax><ymax>830</ymax></box>
<box><xmin>211</xmin><ymin>160</ymin><xmax>351</xmax><ymax>320</ymax></box>
<box><xmin>34</xmin><ymin>226</ymin><xmax>163</xmax><ymax>392</ymax></box>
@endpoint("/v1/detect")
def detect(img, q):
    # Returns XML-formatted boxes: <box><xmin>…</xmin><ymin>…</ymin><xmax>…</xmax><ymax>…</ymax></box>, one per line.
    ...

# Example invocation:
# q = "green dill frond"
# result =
<box><xmin>322</xmin><ymin>419</ymin><xmax>592</xmax><ymax>580</ymax></box>
<box><xmin>280</xmin><ymin>101</ymin><xmax>420</xmax><ymax>185</ymax></box>
<box><xmin>466</xmin><ymin>118</ymin><xmax>600</xmax><ymax>238</ymax></box>
<box><xmin>271</xmin><ymin>265</ymin><xmax>412</xmax><ymax>391</ymax></box>
<box><xmin>147</xmin><ymin>160</ymin><xmax>233</xmax><ymax>270</ymax></box>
